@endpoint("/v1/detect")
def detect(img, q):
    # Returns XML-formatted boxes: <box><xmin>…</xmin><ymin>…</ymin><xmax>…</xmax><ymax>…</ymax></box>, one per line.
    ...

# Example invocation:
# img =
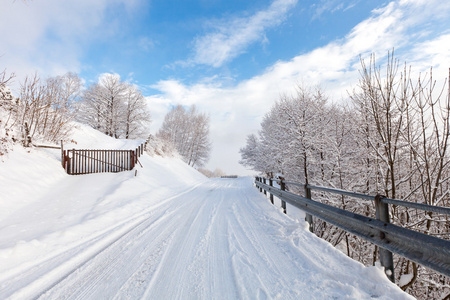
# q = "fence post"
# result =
<box><xmin>280</xmin><ymin>180</ymin><xmax>287</xmax><ymax>214</ymax></box>
<box><xmin>66</xmin><ymin>150</ymin><xmax>71</xmax><ymax>175</ymax></box>
<box><xmin>61</xmin><ymin>140</ymin><xmax>64</xmax><ymax>167</ymax></box>
<box><xmin>259</xmin><ymin>177</ymin><xmax>263</xmax><ymax>193</ymax></box>
<box><xmin>375</xmin><ymin>194</ymin><xmax>395</xmax><ymax>283</ymax></box>
<box><xmin>63</xmin><ymin>150</ymin><xmax>67</xmax><ymax>173</ymax></box>
<box><xmin>304</xmin><ymin>185</ymin><xmax>314</xmax><ymax>232</ymax></box>
<box><xmin>269</xmin><ymin>178</ymin><xmax>274</xmax><ymax>204</ymax></box>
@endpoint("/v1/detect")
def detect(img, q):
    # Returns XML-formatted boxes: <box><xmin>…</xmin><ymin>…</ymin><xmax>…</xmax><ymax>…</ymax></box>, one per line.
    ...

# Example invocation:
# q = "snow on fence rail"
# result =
<box><xmin>61</xmin><ymin>143</ymin><xmax>146</xmax><ymax>175</ymax></box>
<box><xmin>255</xmin><ymin>176</ymin><xmax>450</xmax><ymax>283</ymax></box>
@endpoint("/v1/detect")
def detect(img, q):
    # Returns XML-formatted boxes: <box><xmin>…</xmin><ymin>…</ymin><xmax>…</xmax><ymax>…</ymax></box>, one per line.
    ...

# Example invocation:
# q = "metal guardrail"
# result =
<box><xmin>255</xmin><ymin>177</ymin><xmax>450</xmax><ymax>282</ymax></box>
<box><xmin>281</xmin><ymin>180</ymin><xmax>450</xmax><ymax>216</ymax></box>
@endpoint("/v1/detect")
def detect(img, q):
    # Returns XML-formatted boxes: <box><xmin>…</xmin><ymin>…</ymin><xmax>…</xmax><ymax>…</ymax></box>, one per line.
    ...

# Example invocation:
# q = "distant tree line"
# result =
<box><xmin>240</xmin><ymin>53</ymin><xmax>450</xmax><ymax>299</ymax></box>
<box><xmin>198</xmin><ymin>167</ymin><xmax>225</xmax><ymax>178</ymax></box>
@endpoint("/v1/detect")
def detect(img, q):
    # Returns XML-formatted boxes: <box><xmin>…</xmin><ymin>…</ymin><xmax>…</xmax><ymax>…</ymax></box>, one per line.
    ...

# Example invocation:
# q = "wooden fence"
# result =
<box><xmin>61</xmin><ymin>143</ymin><xmax>146</xmax><ymax>175</ymax></box>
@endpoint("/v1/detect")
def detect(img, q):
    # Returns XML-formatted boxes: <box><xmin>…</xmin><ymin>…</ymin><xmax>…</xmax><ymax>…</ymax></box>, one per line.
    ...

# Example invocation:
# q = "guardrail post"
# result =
<box><xmin>375</xmin><ymin>195</ymin><xmax>395</xmax><ymax>283</ymax></box>
<box><xmin>259</xmin><ymin>177</ymin><xmax>263</xmax><ymax>193</ymax></box>
<box><xmin>304</xmin><ymin>185</ymin><xmax>314</xmax><ymax>233</ymax></box>
<box><xmin>280</xmin><ymin>180</ymin><xmax>287</xmax><ymax>214</ymax></box>
<box><xmin>263</xmin><ymin>178</ymin><xmax>267</xmax><ymax>196</ymax></box>
<box><xmin>269</xmin><ymin>178</ymin><xmax>274</xmax><ymax>204</ymax></box>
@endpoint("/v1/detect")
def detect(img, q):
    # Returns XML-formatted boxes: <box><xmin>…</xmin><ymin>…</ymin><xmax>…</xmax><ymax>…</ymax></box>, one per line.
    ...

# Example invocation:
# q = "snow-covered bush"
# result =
<box><xmin>197</xmin><ymin>168</ymin><xmax>226</xmax><ymax>178</ymax></box>
<box><xmin>145</xmin><ymin>134</ymin><xmax>177</xmax><ymax>158</ymax></box>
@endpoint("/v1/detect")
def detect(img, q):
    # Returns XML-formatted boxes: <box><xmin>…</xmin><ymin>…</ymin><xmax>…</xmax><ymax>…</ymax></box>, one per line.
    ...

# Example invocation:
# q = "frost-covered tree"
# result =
<box><xmin>241</xmin><ymin>86</ymin><xmax>332</xmax><ymax>182</ymax></box>
<box><xmin>239</xmin><ymin>54</ymin><xmax>450</xmax><ymax>298</ymax></box>
<box><xmin>78</xmin><ymin>74</ymin><xmax>150</xmax><ymax>139</ymax></box>
<box><xmin>239</xmin><ymin>133</ymin><xmax>264</xmax><ymax>173</ymax></box>
<box><xmin>157</xmin><ymin>105</ymin><xmax>211</xmax><ymax>167</ymax></box>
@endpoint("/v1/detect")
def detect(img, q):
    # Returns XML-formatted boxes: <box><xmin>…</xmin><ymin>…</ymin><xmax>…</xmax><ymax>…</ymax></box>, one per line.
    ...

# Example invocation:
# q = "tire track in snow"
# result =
<box><xmin>1</xmin><ymin>184</ymin><xmax>204</xmax><ymax>299</ymax></box>
<box><xmin>223</xmin><ymin>180</ymin><xmax>308</xmax><ymax>299</ymax></box>
<box><xmin>39</xmin><ymin>181</ymin><xmax>223</xmax><ymax>299</ymax></box>
<box><xmin>141</xmin><ymin>182</ymin><xmax>222</xmax><ymax>299</ymax></box>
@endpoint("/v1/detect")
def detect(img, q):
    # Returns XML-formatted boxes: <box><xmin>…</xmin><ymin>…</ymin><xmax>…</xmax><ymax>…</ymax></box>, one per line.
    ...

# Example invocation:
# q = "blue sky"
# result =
<box><xmin>79</xmin><ymin>0</ymin><xmax>379</xmax><ymax>87</ymax></box>
<box><xmin>1</xmin><ymin>0</ymin><xmax>450</xmax><ymax>175</ymax></box>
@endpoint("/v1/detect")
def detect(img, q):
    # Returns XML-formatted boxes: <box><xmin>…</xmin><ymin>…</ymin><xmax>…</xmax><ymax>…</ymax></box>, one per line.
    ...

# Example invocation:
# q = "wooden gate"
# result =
<box><xmin>61</xmin><ymin>143</ymin><xmax>145</xmax><ymax>175</ymax></box>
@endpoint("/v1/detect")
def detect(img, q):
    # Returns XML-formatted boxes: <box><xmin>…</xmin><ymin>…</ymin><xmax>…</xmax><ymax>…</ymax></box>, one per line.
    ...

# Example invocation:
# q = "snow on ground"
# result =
<box><xmin>0</xmin><ymin>124</ymin><xmax>412</xmax><ymax>299</ymax></box>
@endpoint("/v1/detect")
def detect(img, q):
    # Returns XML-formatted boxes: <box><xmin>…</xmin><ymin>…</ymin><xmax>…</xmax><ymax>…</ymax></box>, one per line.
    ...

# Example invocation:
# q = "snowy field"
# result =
<box><xmin>0</xmin><ymin>124</ymin><xmax>412</xmax><ymax>299</ymax></box>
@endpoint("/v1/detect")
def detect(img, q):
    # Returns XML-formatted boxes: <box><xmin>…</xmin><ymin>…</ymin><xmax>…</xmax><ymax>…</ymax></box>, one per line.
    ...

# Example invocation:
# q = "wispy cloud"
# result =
<box><xmin>311</xmin><ymin>0</ymin><xmax>359</xmax><ymax>20</ymax></box>
<box><xmin>149</xmin><ymin>0</ymin><xmax>450</xmax><ymax>174</ymax></box>
<box><xmin>138</xmin><ymin>37</ymin><xmax>156</xmax><ymax>52</ymax></box>
<box><xmin>190</xmin><ymin>0</ymin><xmax>298</xmax><ymax>67</ymax></box>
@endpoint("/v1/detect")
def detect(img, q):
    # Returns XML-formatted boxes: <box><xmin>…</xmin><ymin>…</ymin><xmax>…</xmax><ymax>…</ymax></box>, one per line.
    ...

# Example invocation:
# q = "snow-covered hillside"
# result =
<box><xmin>0</xmin><ymin>123</ymin><xmax>412</xmax><ymax>299</ymax></box>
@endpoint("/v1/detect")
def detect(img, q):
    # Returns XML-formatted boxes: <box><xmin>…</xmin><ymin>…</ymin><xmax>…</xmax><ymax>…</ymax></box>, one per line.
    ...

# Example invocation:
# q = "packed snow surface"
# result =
<box><xmin>0</xmin><ymin>124</ymin><xmax>412</xmax><ymax>299</ymax></box>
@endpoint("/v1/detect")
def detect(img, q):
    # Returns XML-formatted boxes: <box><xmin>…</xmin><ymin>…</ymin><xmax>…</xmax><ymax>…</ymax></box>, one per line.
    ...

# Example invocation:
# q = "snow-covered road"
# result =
<box><xmin>0</xmin><ymin>125</ymin><xmax>411</xmax><ymax>299</ymax></box>
<box><xmin>1</xmin><ymin>176</ymin><xmax>410</xmax><ymax>299</ymax></box>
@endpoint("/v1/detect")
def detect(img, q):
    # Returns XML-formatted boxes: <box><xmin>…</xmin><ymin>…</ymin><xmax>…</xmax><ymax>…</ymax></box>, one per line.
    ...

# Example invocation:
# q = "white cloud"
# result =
<box><xmin>191</xmin><ymin>0</ymin><xmax>298</xmax><ymax>67</ymax></box>
<box><xmin>149</xmin><ymin>0</ymin><xmax>450</xmax><ymax>175</ymax></box>
<box><xmin>0</xmin><ymin>0</ymin><xmax>143</xmax><ymax>86</ymax></box>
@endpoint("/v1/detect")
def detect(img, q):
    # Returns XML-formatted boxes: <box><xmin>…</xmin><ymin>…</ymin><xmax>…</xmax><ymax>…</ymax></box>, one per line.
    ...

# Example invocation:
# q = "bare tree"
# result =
<box><xmin>0</xmin><ymin>69</ymin><xmax>15</xmax><ymax>107</ymax></box>
<box><xmin>122</xmin><ymin>82</ymin><xmax>151</xmax><ymax>139</ymax></box>
<box><xmin>351</xmin><ymin>53</ymin><xmax>450</xmax><ymax>297</ymax></box>
<box><xmin>0</xmin><ymin>69</ymin><xmax>16</xmax><ymax>155</ymax></box>
<box><xmin>99</xmin><ymin>74</ymin><xmax>126</xmax><ymax>137</ymax></box>
<box><xmin>15</xmin><ymin>72</ymin><xmax>81</xmax><ymax>145</ymax></box>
